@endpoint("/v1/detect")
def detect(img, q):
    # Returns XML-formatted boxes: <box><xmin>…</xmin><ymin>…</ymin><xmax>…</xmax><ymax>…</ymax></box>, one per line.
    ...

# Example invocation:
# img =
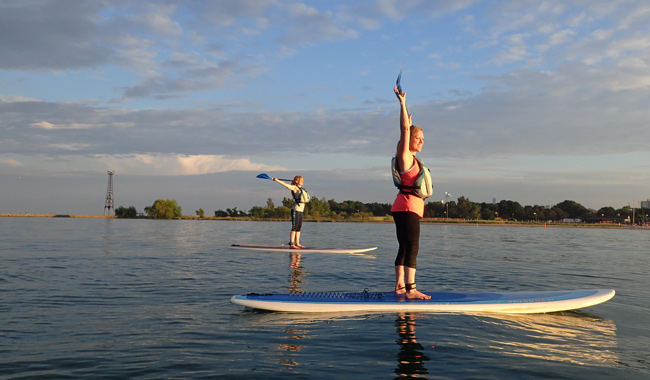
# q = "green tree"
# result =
<box><xmin>115</xmin><ymin>206</ymin><xmax>138</xmax><ymax>218</ymax></box>
<box><xmin>480</xmin><ymin>202</ymin><xmax>498</xmax><ymax>220</ymax></box>
<box><xmin>249</xmin><ymin>206</ymin><xmax>265</xmax><ymax>218</ymax></box>
<box><xmin>523</xmin><ymin>205</ymin><xmax>547</xmax><ymax>221</ymax></box>
<box><xmin>497</xmin><ymin>200</ymin><xmax>524</xmax><ymax>220</ymax></box>
<box><xmin>366</xmin><ymin>202</ymin><xmax>391</xmax><ymax>216</ymax></box>
<box><xmin>145</xmin><ymin>199</ymin><xmax>182</xmax><ymax>219</ymax></box>
<box><xmin>305</xmin><ymin>196</ymin><xmax>332</xmax><ymax>218</ymax></box>
<box><xmin>616</xmin><ymin>206</ymin><xmax>632</xmax><ymax>220</ymax></box>
<box><xmin>425</xmin><ymin>201</ymin><xmax>445</xmax><ymax>218</ymax></box>
<box><xmin>443</xmin><ymin>200</ymin><xmax>457</xmax><ymax>219</ymax></box>
<box><xmin>555</xmin><ymin>200</ymin><xmax>593</xmax><ymax>220</ymax></box>
<box><xmin>596</xmin><ymin>206</ymin><xmax>616</xmax><ymax>219</ymax></box>
<box><xmin>196</xmin><ymin>208</ymin><xmax>205</xmax><ymax>218</ymax></box>
<box><xmin>547</xmin><ymin>207</ymin><xmax>568</xmax><ymax>221</ymax></box>
<box><xmin>273</xmin><ymin>206</ymin><xmax>291</xmax><ymax>219</ymax></box>
<box><xmin>281</xmin><ymin>197</ymin><xmax>294</xmax><ymax>209</ymax></box>
<box><xmin>456</xmin><ymin>196</ymin><xmax>481</xmax><ymax>220</ymax></box>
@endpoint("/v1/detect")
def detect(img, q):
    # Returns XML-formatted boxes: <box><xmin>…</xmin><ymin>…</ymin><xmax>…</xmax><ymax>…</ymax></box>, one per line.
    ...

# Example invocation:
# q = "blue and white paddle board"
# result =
<box><xmin>229</xmin><ymin>244</ymin><xmax>377</xmax><ymax>255</ymax></box>
<box><xmin>231</xmin><ymin>288</ymin><xmax>615</xmax><ymax>314</ymax></box>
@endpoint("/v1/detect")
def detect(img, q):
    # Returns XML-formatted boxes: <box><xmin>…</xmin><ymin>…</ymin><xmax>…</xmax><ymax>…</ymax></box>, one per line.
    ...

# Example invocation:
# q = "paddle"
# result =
<box><xmin>257</xmin><ymin>173</ymin><xmax>292</xmax><ymax>181</ymax></box>
<box><xmin>395</xmin><ymin>61</ymin><xmax>411</xmax><ymax>120</ymax></box>
<box><xmin>396</xmin><ymin>60</ymin><xmax>403</xmax><ymax>94</ymax></box>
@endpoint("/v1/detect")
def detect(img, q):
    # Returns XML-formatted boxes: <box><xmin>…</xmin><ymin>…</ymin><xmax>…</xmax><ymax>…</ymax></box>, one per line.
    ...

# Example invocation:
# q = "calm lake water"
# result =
<box><xmin>1</xmin><ymin>217</ymin><xmax>648</xmax><ymax>379</ymax></box>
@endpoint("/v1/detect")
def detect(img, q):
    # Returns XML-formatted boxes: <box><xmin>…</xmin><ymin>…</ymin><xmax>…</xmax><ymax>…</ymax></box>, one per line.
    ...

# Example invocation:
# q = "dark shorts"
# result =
<box><xmin>393</xmin><ymin>211</ymin><xmax>420</xmax><ymax>268</ymax></box>
<box><xmin>291</xmin><ymin>210</ymin><xmax>304</xmax><ymax>232</ymax></box>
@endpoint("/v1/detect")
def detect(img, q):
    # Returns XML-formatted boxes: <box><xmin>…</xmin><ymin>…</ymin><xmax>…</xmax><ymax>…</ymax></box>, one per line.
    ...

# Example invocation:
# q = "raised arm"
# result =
<box><xmin>394</xmin><ymin>86</ymin><xmax>414</xmax><ymax>172</ymax></box>
<box><xmin>273</xmin><ymin>178</ymin><xmax>299</xmax><ymax>192</ymax></box>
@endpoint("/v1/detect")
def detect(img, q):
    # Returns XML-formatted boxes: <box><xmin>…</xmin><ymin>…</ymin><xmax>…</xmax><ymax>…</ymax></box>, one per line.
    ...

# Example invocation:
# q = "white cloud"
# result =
<box><xmin>0</xmin><ymin>153</ymin><xmax>285</xmax><ymax>177</ymax></box>
<box><xmin>30</xmin><ymin>121</ymin><xmax>104</xmax><ymax>130</ymax></box>
<box><xmin>108</xmin><ymin>153</ymin><xmax>284</xmax><ymax>176</ymax></box>
<box><xmin>46</xmin><ymin>143</ymin><xmax>94</xmax><ymax>151</ymax></box>
<box><xmin>134</xmin><ymin>4</ymin><xmax>183</xmax><ymax>37</ymax></box>
<box><xmin>176</xmin><ymin>154</ymin><xmax>283</xmax><ymax>175</ymax></box>
<box><xmin>0</xmin><ymin>157</ymin><xmax>22</xmax><ymax>167</ymax></box>
<box><xmin>278</xmin><ymin>3</ymin><xmax>359</xmax><ymax>45</ymax></box>
<box><xmin>548</xmin><ymin>29</ymin><xmax>575</xmax><ymax>45</ymax></box>
<box><xmin>357</xmin><ymin>17</ymin><xmax>382</xmax><ymax>30</ymax></box>
<box><xmin>0</xmin><ymin>95</ymin><xmax>40</xmax><ymax>103</ymax></box>
<box><xmin>493</xmin><ymin>33</ymin><xmax>530</xmax><ymax>65</ymax></box>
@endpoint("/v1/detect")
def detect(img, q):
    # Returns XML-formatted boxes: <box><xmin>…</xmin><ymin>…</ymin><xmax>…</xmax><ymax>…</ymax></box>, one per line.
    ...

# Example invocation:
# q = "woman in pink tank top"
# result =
<box><xmin>391</xmin><ymin>85</ymin><xmax>431</xmax><ymax>300</ymax></box>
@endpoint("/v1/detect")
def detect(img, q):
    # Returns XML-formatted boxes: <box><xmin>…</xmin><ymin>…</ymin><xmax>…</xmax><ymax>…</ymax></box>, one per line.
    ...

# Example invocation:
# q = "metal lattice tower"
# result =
<box><xmin>104</xmin><ymin>170</ymin><xmax>115</xmax><ymax>215</ymax></box>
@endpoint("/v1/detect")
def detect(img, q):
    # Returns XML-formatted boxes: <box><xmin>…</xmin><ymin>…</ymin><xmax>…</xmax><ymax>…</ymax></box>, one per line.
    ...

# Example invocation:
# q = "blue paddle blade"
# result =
<box><xmin>396</xmin><ymin>61</ymin><xmax>403</xmax><ymax>94</ymax></box>
<box><xmin>396</xmin><ymin>69</ymin><xmax>402</xmax><ymax>94</ymax></box>
<box><xmin>256</xmin><ymin>173</ymin><xmax>272</xmax><ymax>180</ymax></box>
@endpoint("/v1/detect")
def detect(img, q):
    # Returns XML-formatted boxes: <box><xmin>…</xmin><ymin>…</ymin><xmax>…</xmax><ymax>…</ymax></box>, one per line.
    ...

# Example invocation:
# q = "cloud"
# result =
<box><xmin>0</xmin><ymin>152</ymin><xmax>284</xmax><ymax>177</ymax></box>
<box><xmin>30</xmin><ymin>121</ymin><xmax>103</xmax><ymax>130</ymax></box>
<box><xmin>0</xmin><ymin>96</ymin><xmax>395</xmax><ymax>159</ymax></box>
<box><xmin>2</xmin><ymin>52</ymin><xmax>649</xmax><ymax>167</ymax></box>
<box><xmin>130</xmin><ymin>3</ymin><xmax>183</xmax><ymax>38</ymax></box>
<box><xmin>198</xmin><ymin>0</ymin><xmax>275</xmax><ymax>27</ymax></box>
<box><xmin>120</xmin><ymin>153</ymin><xmax>285</xmax><ymax>175</ymax></box>
<box><xmin>0</xmin><ymin>1</ymin><xmax>111</xmax><ymax>70</ymax></box>
<box><xmin>277</xmin><ymin>3</ymin><xmax>359</xmax><ymax>45</ymax></box>
<box><xmin>415</xmin><ymin>62</ymin><xmax>650</xmax><ymax>159</ymax></box>
<box><xmin>0</xmin><ymin>157</ymin><xmax>22</xmax><ymax>168</ymax></box>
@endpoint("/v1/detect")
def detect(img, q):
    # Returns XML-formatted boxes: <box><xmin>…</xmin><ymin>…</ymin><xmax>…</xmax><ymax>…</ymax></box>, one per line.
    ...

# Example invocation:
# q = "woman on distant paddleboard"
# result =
<box><xmin>273</xmin><ymin>176</ymin><xmax>307</xmax><ymax>249</ymax></box>
<box><xmin>391</xmin><ymin>86</ymin><xmax>431</xmax><ymax>300</ymax></box>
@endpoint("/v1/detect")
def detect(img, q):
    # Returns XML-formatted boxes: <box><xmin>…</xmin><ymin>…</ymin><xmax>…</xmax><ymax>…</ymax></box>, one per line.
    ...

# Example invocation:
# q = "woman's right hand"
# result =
<box><xmin>393</xmin><ymin>86</ymin><xmax>405</xmax><ymax>102</ymax></box>
<box><xmin>394</xmin><ymin>87</ymin><xmax>413</xmax><ymax>126</ymax></box>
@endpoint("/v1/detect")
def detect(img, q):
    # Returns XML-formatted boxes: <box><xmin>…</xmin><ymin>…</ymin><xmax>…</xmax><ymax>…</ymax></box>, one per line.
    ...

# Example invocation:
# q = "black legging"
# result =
<box><xmin>393</xmin><ymin>211</ymin><xmax>420</xmax><ymax>269</ymax></box>
<box><xmin>291</xmin><ymin>209</ymin><xmax>303</xmax><ymax>232</ymax></box>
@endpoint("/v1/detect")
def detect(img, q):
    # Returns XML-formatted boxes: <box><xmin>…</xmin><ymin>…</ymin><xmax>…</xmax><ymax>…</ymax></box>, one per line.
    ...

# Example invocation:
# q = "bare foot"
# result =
<box><xmin>395</xmin><ymin>286</ymin><xmax>406</xmax><ymax>295</ymax></box>
<box><xmin>406</xmin><ymin>289</ymin><xmax>431</xmax><ymax>300</ymax></box>
<box><xmin>296</xmin><ymin>244</ymin><xmax>306</xmax><ymax>249</ymax></box>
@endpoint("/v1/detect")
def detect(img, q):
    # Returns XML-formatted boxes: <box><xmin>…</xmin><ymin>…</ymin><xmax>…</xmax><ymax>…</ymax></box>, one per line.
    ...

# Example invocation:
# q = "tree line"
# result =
<box><xmin>115</xmin><ymin>199</ymin><xmax>181</xmax><ymax>219</ymax></box>
<box><xmin>239</xmin><ymin>196</ymin><xmax>646</xmax><ymax>223</ymax></box>
<box><xmin>115</xmin><ymin>196</ymin><xmax>648</xmax><ymax>224</ymax></box>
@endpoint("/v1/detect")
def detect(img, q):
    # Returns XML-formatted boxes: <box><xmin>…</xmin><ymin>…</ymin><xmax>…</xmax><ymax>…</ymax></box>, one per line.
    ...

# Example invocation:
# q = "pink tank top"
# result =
<box><xmin>390</xmin><ymin>159</ymin><xmax>425</xmax><ymax>218</ymax></box>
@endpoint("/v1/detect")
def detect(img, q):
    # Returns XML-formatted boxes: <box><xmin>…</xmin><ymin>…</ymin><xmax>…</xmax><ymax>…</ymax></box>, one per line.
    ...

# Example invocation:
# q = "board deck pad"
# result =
<box><xmin>229</xmin><ymin>244</ymin><xmax>378</xmax><ymax>254</ymax></box>
<box><xmin>231</xmin><ymin>288</ymin><xmax>615</xmax><ymax>314</ymax></box>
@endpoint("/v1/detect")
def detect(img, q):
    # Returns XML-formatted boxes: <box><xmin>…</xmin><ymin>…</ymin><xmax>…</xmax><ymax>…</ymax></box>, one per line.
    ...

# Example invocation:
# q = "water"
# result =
<box><xmin>1</xmin><ymin>218</ymin><xmax>648</xmax><ymax>379</ymax></box>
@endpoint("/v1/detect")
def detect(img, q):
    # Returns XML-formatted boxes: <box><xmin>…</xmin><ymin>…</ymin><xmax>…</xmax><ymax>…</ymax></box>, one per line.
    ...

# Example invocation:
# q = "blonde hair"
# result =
<box><xmin>410</xmin><ymin>125</ymin><xmax>422</xmax><ymax>139</ymax></box>
<box><xmin>292</xmin><ymin>176</ymin><xmax>303</xmax><ymax>186</ymax></box>
<box><xmin>396</xmin><ymin>125</ymin><xmax>424</xmax><ymax>153</ymax></box>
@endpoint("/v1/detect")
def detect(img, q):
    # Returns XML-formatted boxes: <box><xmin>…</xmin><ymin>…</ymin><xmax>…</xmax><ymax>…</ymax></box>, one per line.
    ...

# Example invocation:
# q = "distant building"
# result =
<box><xmin>641</xmin><ymin>199</ymin><xmax>650</xmax><ymax>209</ymax></box>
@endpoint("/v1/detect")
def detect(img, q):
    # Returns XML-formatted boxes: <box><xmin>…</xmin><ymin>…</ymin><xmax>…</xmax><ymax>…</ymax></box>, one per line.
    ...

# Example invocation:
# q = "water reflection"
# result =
<box><xmin>252</xmin><ymin>309</ymin><xmax>618</xmax><ymax>375</ymax></box>
<box><xmin>277</xmin><ymin>324</ymin><xmax>306</xmax><ymax>367</ymax></box>
<box><xmin>478</xmin><ymin>311</ymin><xmax>618</xmax><ymax>366</ymax></box>
<box><xmin>103</xmin><ymin>218</ymin><xmax>115</xmax><ymax>255</ymax></box>
<box><xmin>287</xmin><ymin>252</ymin><xmax>306</xmax><ymax>292</ymax></box>
<box><xmin>395</xmin><ymin>313</ymin><xmax>430</xmax><ymax>379</ymax></box>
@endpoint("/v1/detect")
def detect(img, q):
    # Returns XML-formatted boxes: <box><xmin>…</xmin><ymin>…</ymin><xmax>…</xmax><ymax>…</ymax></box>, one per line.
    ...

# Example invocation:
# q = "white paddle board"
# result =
<box><xmin>229</xmin><ymin>244</ymin><xmax>378</xmax><ymax>254</ymax></box>
<box><xmin>231</xmin><ymin>288</ymin><xmax>615</xmax><ymax>314</ymax></box>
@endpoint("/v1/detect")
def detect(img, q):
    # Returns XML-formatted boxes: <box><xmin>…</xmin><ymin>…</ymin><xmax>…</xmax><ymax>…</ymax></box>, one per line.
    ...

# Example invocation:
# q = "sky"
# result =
<box><xmin>1</xmin><ymin>0</ymin><xmax>649</xmax><ymax>216</ymax></box>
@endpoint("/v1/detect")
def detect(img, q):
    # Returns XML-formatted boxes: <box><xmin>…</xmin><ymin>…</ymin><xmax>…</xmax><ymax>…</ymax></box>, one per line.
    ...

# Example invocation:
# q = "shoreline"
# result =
<box><xmin>0</xmin><ymin>213</ymin><xmax>115</xmax><ymax>219</ymax></box>
<box><xmin>2</xmin><ymin>213</ymin><xmax>647</xmax><ymax>229</ymax></box>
